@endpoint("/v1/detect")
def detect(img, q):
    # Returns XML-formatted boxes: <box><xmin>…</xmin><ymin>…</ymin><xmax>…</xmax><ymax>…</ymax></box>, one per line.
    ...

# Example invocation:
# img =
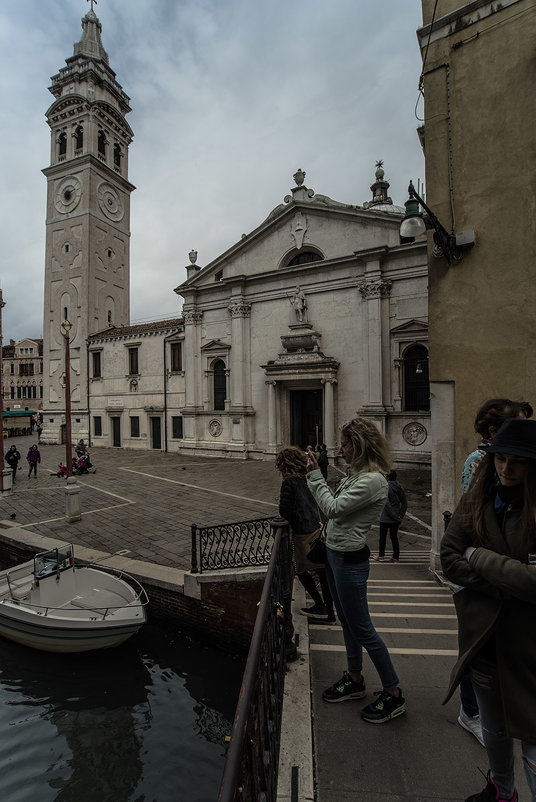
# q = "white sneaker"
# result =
<box><xmin>457</xmin><ymin>705</ymin><xmax>485</xmax><ymax>747</ymax></box>
<box><xmin>372</xmin><ymin>554</ymin><xmax>385</xmax><ymax>562</ymax></box>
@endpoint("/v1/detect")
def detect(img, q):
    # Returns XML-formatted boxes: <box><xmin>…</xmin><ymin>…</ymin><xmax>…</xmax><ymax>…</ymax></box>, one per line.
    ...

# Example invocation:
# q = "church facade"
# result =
<box><xmin>41</xmin><ymin>9</ymin><xmax>431</xmax><ymax>466</ymax></box>
<box><xmin>175</xmin><ymin>169</ymin><xmax>430</xmax><ymax>464</ymax></box>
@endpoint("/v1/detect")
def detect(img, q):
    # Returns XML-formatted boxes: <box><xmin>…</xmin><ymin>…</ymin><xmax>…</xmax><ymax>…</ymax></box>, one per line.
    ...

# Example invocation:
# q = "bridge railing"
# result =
<box><xmin>190</xmin><ymin>516</ymin><xmax>275</xmax><ymax>573</ymax></box>
<box><xmin>217</xmin><ymin>519</ymin><xmax>293</xmax><ymax>802</ymax></box>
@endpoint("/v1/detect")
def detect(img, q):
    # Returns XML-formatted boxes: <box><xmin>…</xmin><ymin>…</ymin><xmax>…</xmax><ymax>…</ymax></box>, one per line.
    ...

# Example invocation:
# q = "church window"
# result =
<box><xmin>63</xmin><ymin>307</ymin><xmax>68</xmax><ymax>321</ymax></box>
<box><xmin>172</xmin><ymin>416</ymin><xmax>183</xmax><ymax>439</ymax></box>
<box><xmin>75</xmin><ymin>125</ymin><xmax>83</xmax><ymax>150</ymax></box>
<box><xmin>10</xmin><ymin>387</ymin><xmax>14</xmax><ymax>399</ymax></box>
<box><xmin>107</xmin><ymin>249</ymin><xmax>113</xmax><ymax>258</ymax></box>
<box><xmin>130</xmin><ymin>416</ymin><xmax>140</xmax><ymax>437</ymax></box>
<box><xmin>403</xmin><ymin>345</ymin><xmax>430</xmax><ymax>412</ymax></box>
<box><xmin>93</xmin><ymin>416</ymin><xmax>102</xmax><ymax>436</ymax></box>
<box><xmin>98</xmin><ymin>130</ymin><xmax>107</xmax><ymax>156</ymax></box>
<box><xmin>286</xmin><ymin>251</ymin><xmax>322</xmax><ymax>267</ymax></box>
<box><xmin>58</xmin><ymin>132</ymin><xmax>67</xmax><ymax>157</ymax></box>
<box><xmin>113</xmin><ymin>143</ymin><xmax>122</xmax><ymax>167</ymax></box>
<box><xmin>170</xmin><ymin>342</ymin><xmax>182</xmax><ymax>372</ymax></box>
<box><xmin>128</xmin><ymin>348</ymin><xmax>139</xmax><ymax>376</ymax></box>
<box><xmin>107</xmin><ymin>311</ymin><xmax>112</xmax><ymax>324</ymax></box>
<box><xmin>213</xmin><ymin>359</ymin><xmax>226</xmax><ymax>411</ymax></box>
<box><xmin>64</xmin><ymin>243</ymin><xmax>70</xmax><ymax>254</ymax></box>
<box><xmin>92</xmin><ymin>351</ymin><xmax>102</xmax><ymax>378</ymax></box>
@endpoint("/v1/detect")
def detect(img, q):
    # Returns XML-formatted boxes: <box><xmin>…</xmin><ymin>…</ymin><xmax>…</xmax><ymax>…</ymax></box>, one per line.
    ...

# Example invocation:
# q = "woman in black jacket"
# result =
<box><xmin>276</xmin><ymin>446</ymin><xmax>334</xmax><ymax>621</ymax></box>
<box><xmin>441</xmin><ymin>418</ymin><xmax>536</xmax><ymax>802</ymax></box>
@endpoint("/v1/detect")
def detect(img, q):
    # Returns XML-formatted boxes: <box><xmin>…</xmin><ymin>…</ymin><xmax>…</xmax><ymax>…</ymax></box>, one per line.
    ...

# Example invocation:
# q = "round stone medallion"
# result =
<box><xmin>402</xmin><ymin>422</ymin><xmax>428</xmax><ymax>447</ymax></box>
<box><xmin>97</xmin><ymin>182</ymin><xmax>124</xmax><ymax>221</ymax></box>
<box><xmin>54</xmin><ymin>176</ymin><xmax>82</xmax><ymax>214</ymax></box>
<box><xmin>208</xmin><ymin>419</ymin><xmax>222</xmax><ymax>437</ymax></box>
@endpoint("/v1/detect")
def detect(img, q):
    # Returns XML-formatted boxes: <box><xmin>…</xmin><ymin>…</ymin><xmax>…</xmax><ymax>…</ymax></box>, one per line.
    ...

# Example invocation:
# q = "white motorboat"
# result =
<box><xmin>0</xmin><ymin>544</ymin><xmax>148</xmax><ymax>653</ymax></box>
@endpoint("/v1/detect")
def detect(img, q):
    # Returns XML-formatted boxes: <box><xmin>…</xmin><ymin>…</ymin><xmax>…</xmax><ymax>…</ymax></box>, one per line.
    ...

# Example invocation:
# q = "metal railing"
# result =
<box><xmin>191</xmin><ymin>516</ymin><xmax>276</xmax><ymax>573</ymax></box>
<box><xmin>218</xmin><ymin>519</ymin><xmax>293</xmax><ymax>802</ymax></box>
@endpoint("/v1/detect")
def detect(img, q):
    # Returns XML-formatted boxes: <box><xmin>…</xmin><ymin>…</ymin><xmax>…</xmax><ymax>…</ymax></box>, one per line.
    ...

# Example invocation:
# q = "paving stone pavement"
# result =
<box><xmin>0</xmin><ymin>437</ymin><xmax>432</xmax><ymax>572</ymax></box>
<box><xmin>0</xmin><ymin>436</ymin><xmax>283</xmax><ymax>569</ymax></box>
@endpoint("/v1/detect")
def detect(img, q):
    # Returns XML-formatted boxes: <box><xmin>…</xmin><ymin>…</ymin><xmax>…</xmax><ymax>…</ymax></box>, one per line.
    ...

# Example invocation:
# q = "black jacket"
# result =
<box><xmin>279</xmin><ymin>476</ymin><xmax>320</xmax><ymax>534</ymax></box>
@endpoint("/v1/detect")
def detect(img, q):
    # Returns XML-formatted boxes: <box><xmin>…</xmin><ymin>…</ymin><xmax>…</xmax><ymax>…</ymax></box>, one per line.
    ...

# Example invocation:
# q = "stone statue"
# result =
<box><xmin>290</xmin><ymin>286</ymin><xmax>307</xmax><ymax>323</ymax></box>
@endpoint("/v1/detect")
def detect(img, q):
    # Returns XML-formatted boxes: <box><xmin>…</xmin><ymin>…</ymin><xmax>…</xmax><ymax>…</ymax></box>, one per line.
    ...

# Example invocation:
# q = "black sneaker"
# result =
<box><xmin>322</xmin><ymin>672</ymin><xmax>366</xmax><ymax>703</ymax></box>
<box><xmin>465</xmin><ymin>772</ymin><xmax>518</xmax><ymax>801</ymax></box>
<box><xmin>309</xmin><ymin>614</ymin><xmax>336</xmax><ymax>625</ymax></box>
<box><xmin>361</xmin><ymin>688</ymin><xmax>406</xmax><ymax>723</ymax></box>
<box><xmin>300</xmin><ymin>603</ymin><xmax>327</xmax><ymax>618</ymax></box>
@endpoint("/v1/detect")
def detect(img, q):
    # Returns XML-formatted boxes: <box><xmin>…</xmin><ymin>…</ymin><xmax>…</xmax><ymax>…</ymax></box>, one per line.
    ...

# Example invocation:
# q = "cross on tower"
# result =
<box><xmin>87</xmin><ymin>0</ymin><xmax>98</xmax><ymax>10</ymax></box>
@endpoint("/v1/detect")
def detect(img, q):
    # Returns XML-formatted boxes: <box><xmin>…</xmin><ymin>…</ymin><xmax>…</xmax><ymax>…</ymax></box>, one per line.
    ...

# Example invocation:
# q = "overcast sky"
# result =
<box><xmin>0</xmin><ymin>0</ymin><xmax>425</xmax><ymax>342</ymax></box>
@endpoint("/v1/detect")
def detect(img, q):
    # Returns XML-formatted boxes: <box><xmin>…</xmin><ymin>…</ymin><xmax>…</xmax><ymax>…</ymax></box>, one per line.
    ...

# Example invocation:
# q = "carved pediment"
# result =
<box><xmin>390</xmin><ymin>319</ymin><xmax>428</xmax><ymax>336</ymax></box>
<box><xmin>200</xmin><ymin>339</ymin><xmax>231</xmax><ymax>352</ymax></box>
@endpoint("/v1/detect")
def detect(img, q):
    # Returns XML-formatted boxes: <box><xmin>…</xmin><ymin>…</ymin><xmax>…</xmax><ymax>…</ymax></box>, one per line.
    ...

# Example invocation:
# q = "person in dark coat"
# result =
<box><xmin>26</xmin><ymin>444</ymin><xmax>41</xmax><ymax>478</ymax></box>
<box><xmin>441</xmin><ymin>418</ymin><xmax>536</xmax><ymax>802</ymax></box>
<box><xmin>318</xmin><ymin>444</ymin><xmax>329</xmax><ymax>480</ymax></box>
<box><xmin>276</xmin><ymin>446</ymin><xmax>334</xmax><ymax>622</ymax></box>
<box><xmin>373</xmin><ymin>471</ymin><xmax>407</xmax><ymax>562</ymax></box>
<box><xmin>5</xmin><ymin>445</ymin><xmax>21</xmax><ymax>482</ymax></box>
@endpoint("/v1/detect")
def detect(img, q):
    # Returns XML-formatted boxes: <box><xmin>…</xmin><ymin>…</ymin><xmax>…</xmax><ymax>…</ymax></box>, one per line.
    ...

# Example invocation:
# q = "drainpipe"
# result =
<box><xmin>86</xmin><ymin>338</ymin><xmax>91</xmax><ymax>445</ymax></box>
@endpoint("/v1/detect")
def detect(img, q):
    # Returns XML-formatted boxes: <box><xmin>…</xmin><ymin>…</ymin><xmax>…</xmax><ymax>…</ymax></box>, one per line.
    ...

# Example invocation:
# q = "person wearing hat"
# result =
<box><xmin>441</xmin><ymin>417</ymin><xmax>536</xmax><ymax>802</ymax></box>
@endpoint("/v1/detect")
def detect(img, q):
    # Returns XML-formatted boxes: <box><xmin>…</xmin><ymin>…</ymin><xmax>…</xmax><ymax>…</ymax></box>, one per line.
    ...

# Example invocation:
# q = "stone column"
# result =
<box><xmin>183</xmin><ymin>308</ymin><xmax>203</xmax><ymax>408</ymax></box>
<box><xmin>228</xmin><ymin>299</ymin><xmax>252</xmax><ymax>409</ymax></box>
<box><xmin>321</xmin><ymin>378</ymin><xmax>337</xmax><ymax>450</ymax></box>
<box><xmin>429</xmin><ymin>381</ymin><xmax>456</xmax><ymax>571</ymax></box>
<box><xmin>357</xmin><ymin>277</ymin><xmax>392</xmax><ymax>409</ymax></box>
<box><xmin>266</xmin><ymin>380</ymin><xmax>277</xmax><ymax>447</ymax></box>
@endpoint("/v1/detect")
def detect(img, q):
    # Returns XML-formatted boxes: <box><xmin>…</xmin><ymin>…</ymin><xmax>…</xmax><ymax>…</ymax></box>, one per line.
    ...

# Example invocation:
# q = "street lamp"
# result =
<box><xmin>400</xmin><ymin>181</ymin><xmax>475</xmax><ymax>266</ymax></box>
<box><xmin>61</xmin><ymin>319</ymin><xmax>73</xmax><ymax>477</ymax></box>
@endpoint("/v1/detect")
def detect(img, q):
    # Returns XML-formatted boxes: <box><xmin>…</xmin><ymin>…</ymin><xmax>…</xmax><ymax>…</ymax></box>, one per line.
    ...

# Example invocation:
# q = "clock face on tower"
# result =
<box><xmin>54</xmin><ymin>176</ymin><xmax>82</xmax><ymax>214</ymax></box>
<box><xmin>97</xmin><ymin>181</ymin><xmax>124</xmax><ymax>221</ymax></box>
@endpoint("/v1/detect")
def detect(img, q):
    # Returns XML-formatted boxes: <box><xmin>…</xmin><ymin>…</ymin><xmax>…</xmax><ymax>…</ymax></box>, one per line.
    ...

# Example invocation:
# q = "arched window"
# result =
<box><xmin>98</xmin><ymin>130</ymin><xmax>106</xmax><ymax>156</ymax></box>
<box><xmin>75</xmin><ymin>125</ymin><xmax>83</xmax><ymax>150</ymax></box>
<box><xmin>403</xmin><ymin>345</ymin><xmax>430</xmax><ymax>411</ymax></box>
<box><xmin>286</xmin><ymin>251</ymin><xmax>323</xmax><ymax>266</ymax></box>
<box><xmin>58</xmin><ymin>132</ymin><xmax>67</xmax><ymax>156</ymax></box>
<box><xmin>113</xmin><ymin>143</ymin><xmax>122</xmax><ymax>167</ymax></box>
<box><xmin>213</xmin><ymin>360</ymin><xmax>226</xmax><ymax>411</ymax></box>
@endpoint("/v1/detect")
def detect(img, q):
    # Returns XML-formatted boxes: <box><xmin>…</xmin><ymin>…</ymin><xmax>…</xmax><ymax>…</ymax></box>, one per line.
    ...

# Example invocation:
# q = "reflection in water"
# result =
<box><xmin>0</xmin><ymin>622</ymin><xmax>243</xmax><ymax>801</ymax></box>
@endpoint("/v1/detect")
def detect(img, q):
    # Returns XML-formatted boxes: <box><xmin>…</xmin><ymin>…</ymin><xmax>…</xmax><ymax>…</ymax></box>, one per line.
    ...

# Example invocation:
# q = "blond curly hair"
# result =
<box><xmin>341</xmin><ymin>417</ymin><xmax>391</xmax><ymax>473</ymax></box>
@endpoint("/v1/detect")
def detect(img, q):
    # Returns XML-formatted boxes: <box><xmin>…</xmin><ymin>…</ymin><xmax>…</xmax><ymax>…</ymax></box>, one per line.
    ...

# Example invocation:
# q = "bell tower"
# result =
<box><xmin>41</xmin><ymin>7</ymin><xmax>134</xmax><ymax>443</ymax></box>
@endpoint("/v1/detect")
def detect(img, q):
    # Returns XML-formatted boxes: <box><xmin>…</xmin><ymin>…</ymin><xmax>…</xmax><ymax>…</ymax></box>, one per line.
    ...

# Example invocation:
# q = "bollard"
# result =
<box><xmin>65</xmin><ymin>476</ymin><xmax>82</xmax><ymax>523</ymax></box>
<box><xmin>1</xmin><ymin>468</ymin><xmax>13</xmax><ymax>494</ymax></box>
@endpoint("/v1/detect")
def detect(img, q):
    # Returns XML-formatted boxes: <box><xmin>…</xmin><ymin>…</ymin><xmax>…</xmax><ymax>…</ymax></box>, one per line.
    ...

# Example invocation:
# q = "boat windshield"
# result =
<box><xmin>34</xmin><ymin>545</ymin><xmax>74</xmax><ymax>580</ymax></box>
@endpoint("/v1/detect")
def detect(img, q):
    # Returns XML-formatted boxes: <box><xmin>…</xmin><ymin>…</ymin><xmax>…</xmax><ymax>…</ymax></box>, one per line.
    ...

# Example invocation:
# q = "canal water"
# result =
<box><xmin>0</xmin><ymin>620</ymin><xmax>243</xmax><ymax>801</ymax></box>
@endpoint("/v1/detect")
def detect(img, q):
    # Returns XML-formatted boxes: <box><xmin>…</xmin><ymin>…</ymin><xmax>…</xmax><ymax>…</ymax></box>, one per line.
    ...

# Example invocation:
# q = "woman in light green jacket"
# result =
<box><xmin>306</xmin><ymin>417</ymin><xmax>405</xmax><ymax>724</ymax></box>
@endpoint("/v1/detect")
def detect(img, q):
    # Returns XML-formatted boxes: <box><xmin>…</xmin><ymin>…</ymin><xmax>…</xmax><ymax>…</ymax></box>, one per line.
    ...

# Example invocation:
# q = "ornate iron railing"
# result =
<box><xmin>218</xmin><ymin>519</ymin><xmax>293</xmax><ymax>802</ymax></box>
<box><xmin>190</xmin><ymin>516</ymin><xmax>276</xmax><ymax>573</ymax></box>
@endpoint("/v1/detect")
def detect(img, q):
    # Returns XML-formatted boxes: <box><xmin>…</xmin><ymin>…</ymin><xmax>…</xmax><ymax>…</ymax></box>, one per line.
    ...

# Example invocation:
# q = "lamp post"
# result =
<box><xmin>400</xmin><ymin>181</ymin><xmax>458</xmax><ymax>265</ymax></box>
<box><xmin>0</xmin><ymin>291</ymin><xmax>5</xmax><ymax>491</ymax></box>
<box><xmin>61</xmin><ymin>319</ymin><xmax>73</xmax><ymax>477</ymax></box>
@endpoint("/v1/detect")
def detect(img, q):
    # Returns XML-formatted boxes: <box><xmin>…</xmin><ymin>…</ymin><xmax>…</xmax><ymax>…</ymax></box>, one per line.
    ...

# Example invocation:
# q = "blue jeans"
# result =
<box><xmin>325</xmin><ymin>547</ymin><xmax>399</xmax><ymax>689</ymax></box>
<box><xmin>471</xmin><ymin>657</ymin><xmax>536</xmax><ymax>800</ymax></box>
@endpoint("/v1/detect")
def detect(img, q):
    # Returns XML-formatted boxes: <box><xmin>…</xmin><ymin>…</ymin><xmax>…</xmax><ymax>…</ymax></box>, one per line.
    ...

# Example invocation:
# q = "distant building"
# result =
<box><xmin>417</xmin><ymin>0</ymin><xmax>536</xmax><ymax>564</ymax></box>
<box><xmin>87</xmin><ymin>319</ymin><xmax>184</xmax><ymax>450</ymax></box>
<box><xmin>1</xmin><ymin>338</ymin><xmax>43</xmax><ymax>409</ymax></box>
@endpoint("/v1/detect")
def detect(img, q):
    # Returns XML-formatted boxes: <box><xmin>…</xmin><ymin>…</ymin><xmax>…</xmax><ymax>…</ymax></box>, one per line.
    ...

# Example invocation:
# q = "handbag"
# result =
<box><xmin>307</xmin><ymin>528</ymin><xmax>327</xmax><ymax>564</ymax></box>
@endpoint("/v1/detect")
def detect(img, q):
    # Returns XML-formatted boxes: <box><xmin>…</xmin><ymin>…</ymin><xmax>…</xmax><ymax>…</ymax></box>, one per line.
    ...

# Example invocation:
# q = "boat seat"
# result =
<box><xmin>10</xmin><ymin>578</ymin><xmax>34</xmax><ymax>600</ymax></box>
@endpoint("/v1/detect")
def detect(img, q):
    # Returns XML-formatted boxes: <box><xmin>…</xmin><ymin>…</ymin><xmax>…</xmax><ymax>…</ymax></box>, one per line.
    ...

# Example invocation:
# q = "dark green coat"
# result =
<box><xmin>440</xmin><ymin>499</ymin><xmax>536</xmax><ymax>742</ymax></box>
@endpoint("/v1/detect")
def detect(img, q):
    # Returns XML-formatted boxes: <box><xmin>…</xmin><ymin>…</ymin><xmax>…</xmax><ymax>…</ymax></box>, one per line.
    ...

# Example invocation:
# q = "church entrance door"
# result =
<box><xmin>290</xmin><ymin>389</ymin><xmax>323</xmax><ymax>449</ymax></box>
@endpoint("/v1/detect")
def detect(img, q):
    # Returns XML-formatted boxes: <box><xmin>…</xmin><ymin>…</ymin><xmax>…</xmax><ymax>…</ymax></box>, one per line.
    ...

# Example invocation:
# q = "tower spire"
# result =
<box><xmin>75</xmin><ymin>2</ymin><xmax>108</xmax><ymax>65</ymax></box>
